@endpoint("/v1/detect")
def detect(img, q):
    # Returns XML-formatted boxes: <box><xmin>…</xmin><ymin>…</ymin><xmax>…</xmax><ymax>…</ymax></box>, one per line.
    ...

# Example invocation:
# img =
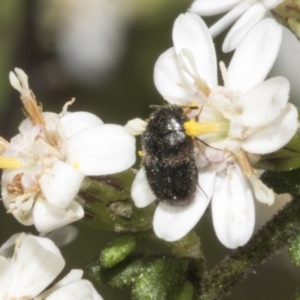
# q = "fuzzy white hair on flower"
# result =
<box><xmin>0</xmin><ymin>68</ymin><xmax>136</xmax><ymax>233</ymax></box>
<box><xmin>0</xmin><ymin>233</ymin><xmax>103</xmax><ymax>300</ymax></box>
<box><xmin>189</xmin><ymin>0</ymin><xmax>283</xmax><ymax>52</ymax></box>
<box><xmin>131</xmin><ymin>13</ymin><xmax>298</xmax><ymax>249</ymax></box>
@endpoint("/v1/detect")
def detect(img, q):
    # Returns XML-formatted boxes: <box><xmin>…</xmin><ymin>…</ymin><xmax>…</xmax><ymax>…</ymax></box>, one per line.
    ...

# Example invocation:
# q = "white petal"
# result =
<box><xmin>39</xmin><ymin>160</ymin><xmax>84</xmax><ymax>209</ymax></box>
<box><xmin>60</xmin><ymin>112</ymin><xmax>103</xmax><ymax>139</ymax></box>
<box><xmin>173</xmin><ymin>13</ymin><xmax>217</xmax><ymax>88</ymax></box>
<box><xmin>153</xmin><ymin>169</ymin><xmax>216</xmax><ymax>242</ymax></box>
<box><xmin>7</xmin><ymin>235</ymin><xmax>65</xmax><ymax>299</ymax></box>
<box><xmin>222</xmin><ymin>3</ymin><xmax>267</xmax><ymax>52</ymax></box>
<box><xmin>262</xmin><ymin>0</ymin><xmax>283</xmax><ymax>9</ymax></box>
<box><xmin>154</xmin><ymin>47</ymin><xmax>192</xmax><ymax>104</ymax></box>
<box><xmin>131</xmin><ymin>167</ymin><xmax>156</xmax><ymax>208</ymax></box>
<box><xmin>242</xmin><ymin>104</ymin><xmax>298</xmax><ymax>154</ymax></box>
<box><xmin>124</xmin><ymin>118</ymin><xmax>147</xmax><ymax>135</ymax></box>
<box><xmin>0</xmin><ymin>233</ymin><xmax>20</xmax><ymax>257</ymax></box>
<box><xmin>33</xmin><ymin>199</ymin><xmax>84</xmax><ymax>233</ymax></box>
<box><xmin>238</xmin><ymin>77</ymin><xmax>290</xmax><ymax>127</ymax></box>
<box><xmin>209</xmin><ymin>1</ymin><xmax>252</xmax><ymax>37</ymax></box>
<box><xmin>53</xmin><ymin>269</ymin><xmax>83</xmax><ymax>288</ymax></box>
<box><xmin>212</xmin><ymin>164</ymin><xmax>255</xmax><ymax>249</ymax></box>
<box><xmin>248</xmin><ymin>175</ymin><xmax>275</xmax><ymax>205</ymax></box>
<box><xmin>0</xmin><ymin>257</ymin><xmax>10</xmax><ymax>299</ymax></box>
<box><xmin>46</xmin><ymin>226</ymin><xmax>78</xmax><ymax>248</ymax></box>
<box><xmin>66</xmin><ymin>124</ymin><xmax>136</xmax><ymax>175</ymax></box>
<box><xmin>45</xmin><ymin>280</ymin><xmax>103</xmax><ymax>300</ymax></box>
<box><xmin>269</xmin><ymin>27</ymin><xmax>300</xmax><ymax>104</ymax></box>
<box><xmin>189</xmin><ymin>0</ymin><xmax>242</xmax><ymax>15</ymax></box>
<box><xmin>38</xmin><ymin>269</ymin><xmax>83</xmax><ymax>299</ymax></box>
<box><xmin>228</xmin><ymin>18</ymin><xmax>282</xmax><ymax>94</ymax></box>
<box><xmin>10</xmin><ymin>201</ymin><xmax>34</xmax><ymax>226</ymax></box>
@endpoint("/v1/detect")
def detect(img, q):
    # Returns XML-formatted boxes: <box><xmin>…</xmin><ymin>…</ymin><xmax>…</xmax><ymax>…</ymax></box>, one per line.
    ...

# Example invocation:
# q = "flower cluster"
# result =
<box><xmin>0</xmin><ymin>68</ymin><xmax>139</xmax><ymax>298</ymax></box>
<box><xmin>130</xmin><ymin>9</ymin><xmax>298</xmax><ymax>248</ymax></box>
<box><xmin>0</xmin><ymin>232</ymin><xmax>102</xmax><ymax>300</ymax></box>
<box><xmin>0</xmin><ymin>68</ymin><xmax>136</xmax><ymax>234</ymax></box>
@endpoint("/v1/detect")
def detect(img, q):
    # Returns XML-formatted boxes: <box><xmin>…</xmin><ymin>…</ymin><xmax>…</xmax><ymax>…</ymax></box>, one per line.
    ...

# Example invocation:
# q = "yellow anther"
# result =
<box><xmin>138</xmin><ymin>150</ymin><xmax>144</xmax><ymax>157</ymax></box>
<box><xmin>184</xmin><ymin>119</ymin><xmax>219</xmax><ymax>137</ymax></box>
<box><xmin>0</xmin><ymin>157</ymin><xmax>21</xmax><ymax>169</ymax></box>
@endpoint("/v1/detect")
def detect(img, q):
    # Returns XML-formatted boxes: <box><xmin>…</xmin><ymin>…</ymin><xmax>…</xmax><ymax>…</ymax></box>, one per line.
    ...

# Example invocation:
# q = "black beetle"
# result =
<box><xmin>142</xmin><ymin>105</ymin><xmax>198</xmax><ymax>206</ymax></box>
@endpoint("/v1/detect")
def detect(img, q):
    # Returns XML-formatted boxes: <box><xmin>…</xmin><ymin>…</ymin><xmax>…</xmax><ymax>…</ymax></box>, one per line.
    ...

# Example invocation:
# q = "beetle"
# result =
<box><xmin>141</xmin><ymin>105</ymin><xmax>198</xmax><ymax>206</ymax></box>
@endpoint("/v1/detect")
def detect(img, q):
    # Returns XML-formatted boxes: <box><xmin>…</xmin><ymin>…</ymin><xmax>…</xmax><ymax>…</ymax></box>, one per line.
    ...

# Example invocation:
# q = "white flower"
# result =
<box><xmin>131</xmin><ymin>13</ymin><xmax>298</xmax><ymax>248</ymax></box>
<box><xmin>0</xmin><ymin>233</ymin><xmax>103</xmax><ymax>300</ymax></box>
<box><xmin>189</xmin><ymin>0</ymin><xmax>283</xmax><ymax>52</ymax></box>
<box><xmin>1</xmin><ymin>68</ymin><xmax>136</xmax><ymax>233</ymax></box>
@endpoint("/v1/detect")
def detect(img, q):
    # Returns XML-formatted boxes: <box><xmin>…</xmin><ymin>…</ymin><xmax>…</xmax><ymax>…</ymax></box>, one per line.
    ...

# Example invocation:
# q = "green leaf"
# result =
<box><xmin>77</xmin><ymin>169</ymin><xmax>155</xmax><ymax>232</ymax></box>
<box><xmin>257</xmin><ymin>130</ymin><xmax>300</xmax><ymax>171</ymax></box>
<box><xmin>260</xmin><ymin>168</ymin><xmax>300</xmax><ymax>196</ymax></box>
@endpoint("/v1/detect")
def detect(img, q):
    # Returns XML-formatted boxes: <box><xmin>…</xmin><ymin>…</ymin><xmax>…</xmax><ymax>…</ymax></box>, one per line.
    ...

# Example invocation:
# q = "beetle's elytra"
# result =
<box><xmin>142</xmin><ymin>105</ymin><xmax>198</xmax><ymax>206</ymax></box>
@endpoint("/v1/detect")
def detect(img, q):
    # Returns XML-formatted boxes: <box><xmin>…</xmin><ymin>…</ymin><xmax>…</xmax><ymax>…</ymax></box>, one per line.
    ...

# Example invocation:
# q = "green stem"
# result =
<box><xmin>77</xmin><ymin>171</ymin><xmax>155</xmax><ymax>232</ymax></box>
<box><xmin>198</xmin><ymin>196</ymin><xmax>300</xmax><ymax>300</ymax></box>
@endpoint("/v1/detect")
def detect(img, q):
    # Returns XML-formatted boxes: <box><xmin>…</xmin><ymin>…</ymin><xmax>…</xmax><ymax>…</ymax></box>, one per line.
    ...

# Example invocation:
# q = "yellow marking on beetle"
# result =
<box><xmin>0</xmin><ymin>157</ymin><xmax>21</xmax><ymax>169</ymax></box>
<box><xmin>184</xmin><ymin>119</ymin><xmax>219</xmax><ymax>137</ymax></box>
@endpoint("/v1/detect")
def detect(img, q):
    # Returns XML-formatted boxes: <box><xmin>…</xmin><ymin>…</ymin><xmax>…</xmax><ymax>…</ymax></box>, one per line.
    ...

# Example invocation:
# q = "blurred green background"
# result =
<box><xmin>0</xmin><ymin>1</ymin><xmax>300</xmax><ymax>299</ymax></box>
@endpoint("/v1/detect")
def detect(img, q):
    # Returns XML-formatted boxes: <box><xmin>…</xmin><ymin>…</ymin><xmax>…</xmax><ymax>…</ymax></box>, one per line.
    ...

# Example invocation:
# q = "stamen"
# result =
<box><xmin>14</xmin><ymin>232</ymin><xmax>26</xmax><ymax>249</ymax></box>
<box><xmin>248</xmin><ymin>175</ymin><xmax>275</xmax><ymax>205</ymax></box>
<box><xmin>14</xmin><ymin>68</ymin><xmax>29</xmax><ymax>90</ymax></box>
<box><xmin>178</xmin><ymin>49</ymin><xmax>211</xmax><ymax>97</ymax></box>
<box><xmin>10</xmin><ymin>68</ymin><xmax>45</xmax><ymax>126</ymax></box>
<box><xmin>0</xmin><ymin>157</ymin><xmax>21</xmax><ymax>169</ymax></box>
<box><xmin>182</xmin><ymin>49</ymin><xmax>211</xmax><ymax>97</ymax></box>
<box><xmin>184</xmin><ymin>119</ymin><xmax>219</xmax><ymax>137</ymax></box>
<box><xmin>236</xmin><ymin>152</ymin><xmax>254</xmax><ymax>178</ymax></box>
<box><xmin>0</xmin><ymin>137</ymin><xmax>9</xmax><ymax>154</ymax></box>
<box><xmin>60</xmin><ymin>98</ymin><xmax>76</xmax><ymax>117</ymax></box>
<box><xmin>194</xmin><ymin>81</ymin><xmax>211</xmax><ymax>97</ymax></box>
<box><xmin>183</xmin><ymin>103</ymin><xmax>201</xmax><ymax>119</ymax></box>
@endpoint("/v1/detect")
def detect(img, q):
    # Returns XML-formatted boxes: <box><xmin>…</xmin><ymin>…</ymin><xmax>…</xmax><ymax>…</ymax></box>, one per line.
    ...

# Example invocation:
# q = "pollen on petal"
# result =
<box><xmin>72</xmin><ymin>162</ymin><xmax>80</xmax><ymax>169</ymax></box>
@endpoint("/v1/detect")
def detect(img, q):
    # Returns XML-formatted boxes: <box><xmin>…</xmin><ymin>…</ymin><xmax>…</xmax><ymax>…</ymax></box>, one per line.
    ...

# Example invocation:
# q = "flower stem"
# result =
<box><xmin>198</xmin><ymin>196</ymin><xmax>300</xmax><ymax>300</ymax></box>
